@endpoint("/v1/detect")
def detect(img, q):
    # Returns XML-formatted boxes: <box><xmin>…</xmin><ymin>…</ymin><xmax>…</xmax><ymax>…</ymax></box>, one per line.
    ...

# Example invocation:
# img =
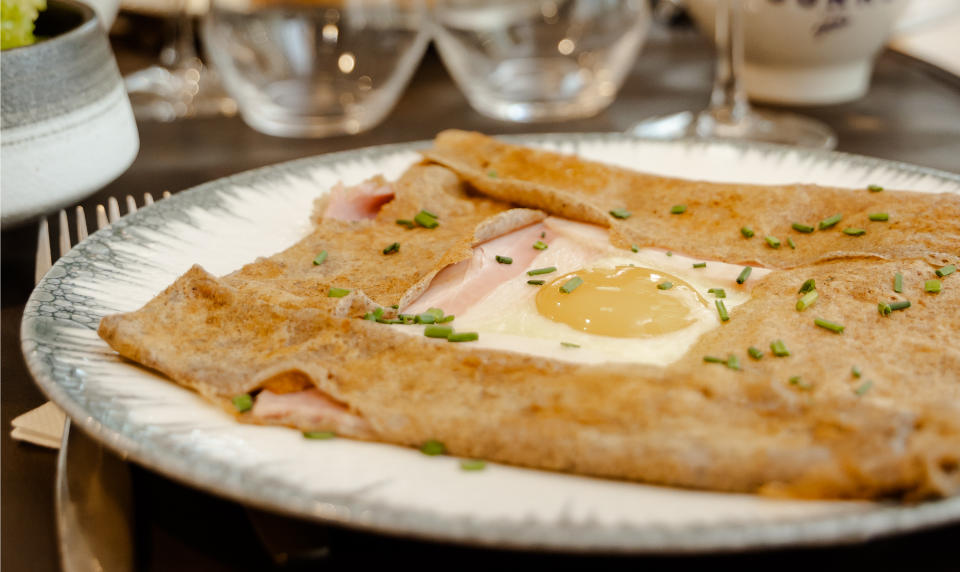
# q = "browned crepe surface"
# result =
<box><xmin>424</xmin><ymin>130</ymin><xmax>960</xmax><ymax>270</ymax></box>
<box><xmin>99</xmin><ymin>135</ymin><xmax>960</xmax><ymax>500</ymax></box>
<box><xmin>222</xmin><ymin>165</ymin><xmax>540</xmax><ymax>311</ymax></box>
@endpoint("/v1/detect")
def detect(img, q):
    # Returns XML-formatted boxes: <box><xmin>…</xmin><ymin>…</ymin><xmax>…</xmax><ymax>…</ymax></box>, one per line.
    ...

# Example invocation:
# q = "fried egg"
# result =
<box><xmin>401</xmin><ymin>217</ymin><xmax>770</xmax><ymax>365</ymax></box>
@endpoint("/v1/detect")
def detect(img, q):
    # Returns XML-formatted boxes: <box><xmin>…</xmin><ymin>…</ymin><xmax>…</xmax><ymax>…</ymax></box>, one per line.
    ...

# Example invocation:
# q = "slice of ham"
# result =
<box><xmin>252</xmin><ymin>388</ymin><xmax>373</xmax><ymax>438</ymax></box>
<box><xmin>322</xmin><ymin>178</ymin><xmax>395</xmax><ymax>221</ymax></box>
<box><xmin>404</xmin><ymin>222</ymin><xmax>556</xmax><ymax>316</ymax></box>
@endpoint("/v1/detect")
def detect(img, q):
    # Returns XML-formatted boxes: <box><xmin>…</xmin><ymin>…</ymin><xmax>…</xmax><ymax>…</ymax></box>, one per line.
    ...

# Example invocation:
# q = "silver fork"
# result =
<box><xmin>33</xmin><ymin>192</ymin><xmax>169</xmax><ymax>572</ymax></box>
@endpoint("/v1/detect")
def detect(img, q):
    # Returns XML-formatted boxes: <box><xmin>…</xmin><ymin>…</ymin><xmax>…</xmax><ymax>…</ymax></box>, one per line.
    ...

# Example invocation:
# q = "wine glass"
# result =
<box><xmin>631</xmin><ymin>0</ymin><xmax>836</xmax><ymax>149</ymax></box>
<box><xmin>123</xmin><ymin>0</ymin><xmax>236</xmax><ymax>121</ymax></box>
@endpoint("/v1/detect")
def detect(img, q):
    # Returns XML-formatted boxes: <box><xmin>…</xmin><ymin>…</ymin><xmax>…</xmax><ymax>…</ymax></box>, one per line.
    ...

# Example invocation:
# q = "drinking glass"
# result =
<box><xmin>123</xmin><ymin>1</ymin><xmax>237</xmax><ymax>121</ymax></box>
<box><xmin>431</xmin><ymin>0</ymin><xmax>651</xmax><ymax>122</ymax></box>
<box><xmin>202</xmin><ymin>0</ymin><xmax>429</xmax><ymax>138</ymax></box>
<box><xmin>631</xmin><ymin>0</ymin><xmax>836</xmax><ymax>149</ymax></box>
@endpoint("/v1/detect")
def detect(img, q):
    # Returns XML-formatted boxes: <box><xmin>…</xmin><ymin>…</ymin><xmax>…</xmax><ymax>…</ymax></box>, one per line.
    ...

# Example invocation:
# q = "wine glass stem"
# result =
<box><xmin>708</xmin><ymin>0</ymin><xmax>750</xmax><ymax>124</ymax></box>
<box><xmin>160</xmin><ymin>1</ymin><xmax>198</xmax><ymax>69</ymax></box>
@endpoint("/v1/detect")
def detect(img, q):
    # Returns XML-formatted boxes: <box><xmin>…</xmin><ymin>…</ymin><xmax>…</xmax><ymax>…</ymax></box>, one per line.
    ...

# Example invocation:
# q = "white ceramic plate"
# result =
<box><xmin>22</xmin><ymin>134</ymin><xmax>960</xmax><ymax>552</ymax></box>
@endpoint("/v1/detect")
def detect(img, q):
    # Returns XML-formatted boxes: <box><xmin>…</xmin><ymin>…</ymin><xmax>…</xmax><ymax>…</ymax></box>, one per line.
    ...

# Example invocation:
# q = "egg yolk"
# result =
<box><xmin>535</xmin><ymin>266</ymin><xmax>708</xmax><ymax>338</ymax></box>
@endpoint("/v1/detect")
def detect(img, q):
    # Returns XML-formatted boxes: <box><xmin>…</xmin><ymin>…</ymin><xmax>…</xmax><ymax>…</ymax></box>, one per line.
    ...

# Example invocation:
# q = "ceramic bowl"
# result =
<box><xmin>1</xmin><ymin>0</ymin><xmax>139</xmax><ymax>227</ymax></box>
<box><xmin>685</xmin><ymin>0</ymin><xmax>909</xmax><ymax>105</ymax></box>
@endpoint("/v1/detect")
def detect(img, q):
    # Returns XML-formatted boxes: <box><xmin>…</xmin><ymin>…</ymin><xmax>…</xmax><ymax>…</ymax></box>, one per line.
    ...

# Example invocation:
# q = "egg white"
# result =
<box><xmin>396</xmin><ymin>218</ymin><xmax>771</xmax><ymax>366</ymax></box>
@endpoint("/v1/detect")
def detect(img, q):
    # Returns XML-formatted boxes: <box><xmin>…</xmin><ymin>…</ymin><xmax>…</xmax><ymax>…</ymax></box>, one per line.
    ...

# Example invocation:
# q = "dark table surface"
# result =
<box><xmin>3</xmin><ymin>21</ymin><xmax>959</xmax><ymax>572</ymax></box>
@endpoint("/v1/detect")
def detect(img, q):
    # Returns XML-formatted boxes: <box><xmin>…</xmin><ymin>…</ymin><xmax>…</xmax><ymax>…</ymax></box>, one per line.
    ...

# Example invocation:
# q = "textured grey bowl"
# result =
<box><xmin>0</xmin><ymin>0</ymin><xmax>139</xmax><ymax>227</ymax></box>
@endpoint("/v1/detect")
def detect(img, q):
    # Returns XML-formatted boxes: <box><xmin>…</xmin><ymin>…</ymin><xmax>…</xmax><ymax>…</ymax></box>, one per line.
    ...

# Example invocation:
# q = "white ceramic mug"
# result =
<box><xmin>686</xmin><ymin>0</ymin><xmax>909</xmax><ymax>105</ymax></box>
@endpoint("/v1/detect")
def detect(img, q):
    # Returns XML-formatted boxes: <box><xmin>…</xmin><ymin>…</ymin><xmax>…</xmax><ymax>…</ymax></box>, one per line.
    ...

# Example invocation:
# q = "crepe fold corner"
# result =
<box><xmin>424</xmin><ymin>130</ymin><xmax>960</xmax><ymax>269</ymax></box>
<box><xmin>97</xmin><ymin>136</ymin><xmax>960</xmax><ymax>500</ymax></box>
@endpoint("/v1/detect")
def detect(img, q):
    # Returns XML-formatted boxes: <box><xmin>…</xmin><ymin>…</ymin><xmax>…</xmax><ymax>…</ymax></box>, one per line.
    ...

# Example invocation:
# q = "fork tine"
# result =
<box><xmin>75</xmin><ymin>206</ymin><xmax>88</xmax><ymax>242</ymax></box>
<box><xmin>126</xmin><ymin>195</ymin><xmax>137</xmax><ymax>215</ymax></box>
<box><xmin>35</xmin><ymin>218</ymin><xmax>52</xmax><ymax>285</ymax></box>
<box><xmin>107</xmin><ymin>197</ymin><xmax>121</xmax><ymax>223</ymax></box>
<box><xmin>143</xmin><ymin>193</ymin><xmax>154</xmax><ymax>206</ymax></box>
<box><xmin>96</xmin><ymin>205</ymin><xmax>109</xmax><ymax>230</ymax></box>
<box><xmin>58</xmin><ymin>210</ymin><xmax>71</xmax><ymax>258</ymax></box>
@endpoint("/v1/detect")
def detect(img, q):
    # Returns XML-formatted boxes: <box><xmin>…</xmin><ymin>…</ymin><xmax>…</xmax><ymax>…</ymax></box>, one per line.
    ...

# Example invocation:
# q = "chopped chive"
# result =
<box><xmin>693</xmin><ymin>262</ymin><xmax>707</xmax><ymax>268</ymax></box>
<box><xmin>666</xmin><ymin>251</ymin><xmax>673</xmax><ymax>257</ymax></box>
<box><xmin>391</xmin><ymin>304</ymin><xmax>400</xmax><ymax>309</ymax></box>
<box><xmin>787</xmin><ymin>237</ymin><xmax>796</xmax><ymax>249</ymax></box>
<box><xmin>657</xmin><ymin>281</ymin><xmax>673</xmax><ymax>290</ymax></box>
<box><xmin>889</xmin><ymin>300</ymin><xmax>911</xmax><ymax>311</ymax></box>
<box><xmin>798</xmin><ymin>279</ymin><xmax>816</xmax><ymax>294</ymax></box>
<box><xmin>630</xmin><ymin>244</ymin><xmax>639</xmax><ymax>253</ymax></box>
<box><xmin>854</xmin><ymin>380</ymin><xmax>873</xmax><ymax>396</ymax></box>
<box><xmin>312</xmin><ymin>250</ymin><xmax>328</xmax><ymax>265</ymax></box>
<box><xmin>414</xmin><ymin>210</ymin><xmax>439</xmax><ymax>228</ymax></box>
<box><xmin>814</xmin><ymin>318</ymin><xmax>845</xmax><ymax>333</ymax></box>
<box><xmin>328</xmin><ymin>287</ymin><xmax>351</xmax><ymax>297</ymax></box>
<box><xmin>232</xmin><ymin>394</ymin><xmax>253</xmax><ymax>412</ymax></box>
<box><xmin>770</xmin><ymin>339</ymin><xmax>790</xmax><ymax>357</ymax></box>
<box><xmin>495</xmin><ymin>255</ymin><xmax>513</xmax><ymax>264</ymax></box>
<box><xmin>726</xmin><ymin>354</ymin><xmax>741</xmax><ymax>371</ymax></box>
<box><xmin>819</xmin><ymin>213</ymin><xmax>842</xmax><ymax>230</ymax></box>
<box><xmin>792</xmin><ymin>222</ymin><xmax>814</xmax><ymax>233</ymax></box>
<box><xmin>420</xmin><ymin>440</ymin><xmax>446</xmax><ymax>456</ymax></box>
<box><xmin>789</xmin><ymin>376</ymin><xmax>812</xmax><ymax>390</ymax></box>
<box><xmin>487</xmin><ymin>170</ymin><xmax>498</xmax><ymax>178</ymax></box>
<box><xmin>448</xmin><ymin>332</ymin><xmax>479</xmax><ymax>342</ymax></box>
<box><xmin>363</xmin><ymin>307</ymin><xmax>384</xmax><ymax>321</ymax></box>
<box><xmin>736</xmin><ymin>266</ymin><xmax>753</xmax><ymax>284</ymax></box>
<box><xmin>867</xmin><ymin>184</ymin><xmax>884</xmax><ymax>192</ymax></box>
<box><xmin>540</xmin><ymin>231</ymin><xmax>546</xmax><ymax>238</ymax></box>
<box><xmin>378</xmin><ymin>318</ymin><xmax>404</xmax><ymax>324</ymax></box>
<box><xmin>894</xmin><ymin>272</ymin><xmax>903</xmax><ymax>293</ymax></box>
<box><xmin>382</xmin><ymin>242</ymin><xmax>400</xmax><ymax>254</ymax></box>
<box><xmin>842</xmin><ymin>228</ymin><xmax>866</xmax><ymax>236</ymax></box>
<box><xmin>765</xmin><ymin>236</ymin><xmax>781</xmax><ymax>249</ymax></box>
<box><xmin>560</xmin><ymin>277</ymin><xmax>583</xmax><ymax>294</ymax></box>
<box><xmin>851</xmin><ymin>366</ymin><xmax>861</xmax><ymax>378</ymax></box>
<box><xmin>396</xmin><ymin>219</ymin><xmax>414</xmax><ymax>229</ymax></box>
<box><xmin>936</xmin><ymin>264</ymin><xmax>956</xmax><ymax>277</ymax></box>
<box><xmin>560</xmin><ymin>342</ymin><xmax>580</xmax><ymax>348</ymax></box>
<box><xmin>748</xmin><ymin>346</ymin><xmax>763</xmax><ymax>360</ymax></box>
<box><xmin>416</xmin><ymin>309</ymin><xmax>443</xmax><ymax>323</ymax></box>
<box><xmin>715</xmin><ymin>299</ymin><xmax>730</xmax><ymax>322</ymax></box>
<box><xmin>740</xmin><ymin>226</ymin><xmax>755</xmax><ymax>238</ymax></box>
<box><xmin>670</xmin><ymin>204</ymin><xmax>687</xmax><ymax>214</ymax></box>
<box><xmin>303</xmin><ymin>431</ymin><xmax>335</xmax><ymax>440</ymax></box>
<box><xmin>796</xmin><ymin>290</ymin><xmax>819</xmax><ymax>311</ymax></box>
<box><xmin>708</xmin><ymin>288</ymin><xmax>726</xmax><ymax>298</ymax></box>
<box><xmin>532</xmin><ymin>240</ymin><xmax>549</xmax><ymax>250</ymax></box>
<box><xmin>527</xmin><ymin>266</ymin><xmax>557</xmax><ymax>276</ymax></box>
<box><xmin>609</xmin><ymin>207</ymin><xmax>632</xmax><ymax>219</ymax></box>
<box><xmin>868</xmin><ymin>213</ymin><xmax>889</xmax><ymax>222</ymax></box>
<box><xmin>460</xmin><ymin>459</ymin><xmax>487</xmax><ymax>471</ymax></box>
<box><xmin>527</xmin><ymin>280</ymin><xmax>545</xmax><ymax>285</ymax></box>
<box><xmin>925</xmin><ymin>279</ymin><xmax>941</xmax><ymax>293</ymax></box>
<box><xmin>703</xmin><ymin>356</ymin><xmax>725</xmax><ymax>363</ymax></box>
<box><xmin>421</xmin><ymin>209</ymin><xmax>438</xmax><ymax>218</ymax></box>
<box><xmin>424</xmin><ymin>324</ymin><xmax>453</xmax><ymax>338</ymax></box>
<box><xmin>439</xmin><ymin>314</ymin><xmax>455</xmax><ymax>323</ymax></box>
<box><xmin>877</xmin><ymin>300</ymin><xmax>910</xmax><ymax>316</ymax></box>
